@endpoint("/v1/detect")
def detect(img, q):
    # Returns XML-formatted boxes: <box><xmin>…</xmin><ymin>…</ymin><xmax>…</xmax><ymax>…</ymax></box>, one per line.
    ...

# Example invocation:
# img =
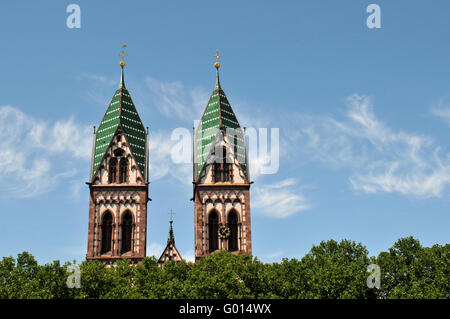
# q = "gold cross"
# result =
<box><xmin>213</xmin><ymin>50</ymin><xmax>222</xmax><ymax>62</ymax></box>
<box><xmin>119</xmin><ymin>43</ymin><xmax>128</xmax><ymax>61</ymax></box>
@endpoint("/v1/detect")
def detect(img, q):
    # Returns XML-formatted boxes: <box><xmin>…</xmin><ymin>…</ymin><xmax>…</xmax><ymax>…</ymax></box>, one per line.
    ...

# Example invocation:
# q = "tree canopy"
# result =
<box><xmin>0</xmin><ymin>237</ymin><xmax>448</xmax><ymax>299</ymax></box>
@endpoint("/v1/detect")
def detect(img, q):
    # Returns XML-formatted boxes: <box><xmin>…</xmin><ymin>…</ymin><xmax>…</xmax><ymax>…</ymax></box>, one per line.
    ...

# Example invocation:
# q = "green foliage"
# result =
<box><xmin>0</xmin><ymin>237</ymin><xmax>448</xmax><ymax>299</ymax></box>
<box><xmin>0</xmin><ymin>252</ymin><xmax>72</xmax><ymax>299</ymax></box>
<box><xmin>183</xmin><ymin>251</ymin><xmax>254</xmax><ymax>298</ymax></box>
<box><xmin>375</xmin><ymin>236</ymin><xmax>449</xmax><ymax>299</ymax></box>
<box><xmin>299</xmin><ymin>239</ymin><xmax>376</xmax><ymax>299</ymax></box>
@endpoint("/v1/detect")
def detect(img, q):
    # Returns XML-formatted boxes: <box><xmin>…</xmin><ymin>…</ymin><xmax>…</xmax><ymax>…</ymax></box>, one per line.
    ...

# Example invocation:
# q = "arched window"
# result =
<box><xmin>223</xmin><ymin>156</ymin><xmax>231</xmax><ymax>182</ymax></box>
<box><xmin>108</xmin><ymin>158</ymin><xmax>117</xmax><ymax>184</ymax></box>
<box><xmin>214</xmin><ymin>160</ymin><xmax>222</xmax><ymax>182</ymax></box>
<box><xmin>227</xmin><ymin>210</ymin><xmax>239</xmax><ymax>252</ymax></box>
<box><xmin>119</xmin><ymin>158</ymin><xmax>128</xmax><ymax>183</ymax></box>
<box><xmin>214</xmin><ymin>147</ymin><xmax>232</xmax><ymax>182</ymax></box>
<box><xmin>121</xmin><ymin>212</ymin><xmax>133</xmax><ymax>254</ymax></box>
<box><xmin>208</xmin><ymin>210</ymin><xmax>219</xmax><ymax>252</ymax></box>
<box><xmin>100</xmin><ymin>212</ymin><xmax>113</xmax><ymax>254</ymax></box>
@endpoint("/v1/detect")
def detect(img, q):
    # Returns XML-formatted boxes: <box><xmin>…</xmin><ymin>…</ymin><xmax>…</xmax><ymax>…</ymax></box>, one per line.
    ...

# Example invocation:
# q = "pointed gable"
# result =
<box><xmin>92</xmin><ymin>67</ymin><xmax>147</xmax><ymax>182</ymax></box>
<box><xmin>157</xmin><ymin>220</ymin><xmax>183</xmax><ymax>266</ymax></box>
<box><xmin>197</xmin><ymin>128</ymin><xmax>248</xmax><ymax>184</ymax></box>
<box><xmin>91</xmin><ymin>129</ymin><xmax>146</xmax><ymax>185</ymax></box>
<box><xmin>195</xmin><ymin>66</ymin><xmax>247</xmax><ymax>181</ymax></box>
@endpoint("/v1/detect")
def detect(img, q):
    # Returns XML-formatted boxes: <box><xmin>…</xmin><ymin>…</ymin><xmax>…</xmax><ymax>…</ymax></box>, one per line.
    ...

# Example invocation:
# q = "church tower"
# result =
<box><xmin>86</xmin><ymin>49</ymin><xmax>149</xmax><ymax>264</ymax></box>
<box><xmin>193</xmin><ymin>53</ymin><xmax>252</xmax><ymax>260</ymax></box>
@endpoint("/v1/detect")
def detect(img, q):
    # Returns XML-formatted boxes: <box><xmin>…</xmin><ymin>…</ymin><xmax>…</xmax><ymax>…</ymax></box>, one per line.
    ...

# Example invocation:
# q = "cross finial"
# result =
<box><xmin>213</xmin><ymin>50</ymin><xmax>222</xmax><ymax>62</ymax></box>
<box><xmin>168</xmin><ymin>209</ymin><xmax>176</xmax><ymax>222</ymax></box>
<box><xmin>213</xmin><ymin>50</ymin><xmax>222</xmax><ymax>69</ymax></box>
<box><xmin>119</xmin><ymin>43</ymin><xmax>128</xmax><ymax>67</ymax></box>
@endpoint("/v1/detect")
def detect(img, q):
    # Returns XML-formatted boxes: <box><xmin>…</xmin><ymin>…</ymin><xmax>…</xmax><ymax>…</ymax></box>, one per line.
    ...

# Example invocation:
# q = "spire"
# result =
<box><xmin>213</xmin><ymin>50</ymin><xmax>222</xmax><ymax>88</ymax></box>
<box><xmin>215</xmin><ymin>66</ymin><xmax>220</xmax><ymax>88</ymax></box>
<box><xmin>157</xmin><ymin>210</ymin><xmax>183</xmax><ymax>266</ymax></box>
<box><xmin>118</xmin><ymin>43</ymin><xmax>127</xmax><ymax>89</ymax></box>
<box><xmin>119</xmin><ymin>64</ymin><xmax>126</xmax><ymax>89</ymax></box>
<box><xmin>194</xmin><ymin>51</ymin><xmax>248</xmax><ymax>180</ymax></box>
<box><xmin>167</xmin><ymin>210</ymin><xmax>175</xmax><ymax>245</ymax></box>
<box><xmin>91</xmin><ymin>44</ymin><xmax>147</xmax><ymax>182</ymax></box>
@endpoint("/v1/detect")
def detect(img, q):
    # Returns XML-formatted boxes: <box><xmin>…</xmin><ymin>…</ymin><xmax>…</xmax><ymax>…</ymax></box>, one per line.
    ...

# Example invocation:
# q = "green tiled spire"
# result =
<box><xmin>91</xmin><ymin>65</ymin><xmax>147</xmax><ymax>181</ymax></box>
<box><xmin>195</xmin><ymin>63</ymin><xmax>247</xmax><ymax>180</ymax></box>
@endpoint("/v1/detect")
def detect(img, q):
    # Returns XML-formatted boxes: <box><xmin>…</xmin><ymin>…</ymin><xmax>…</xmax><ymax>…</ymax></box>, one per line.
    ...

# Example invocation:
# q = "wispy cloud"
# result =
<box><xmin>253</xmin><ymin>178</ymin><xmax>311</xmax><ymax>218</ymax></box>
<box><xmin>77</xmin><ymin>73</ymin><xmax>117</xmax><ymax>107</ymax></box>
<box><xmin>50</xmin><ymin>118</ymin><xmax>92</xmax><ymax>159</ymax></box>
<box><xmin>291</xmin><ymin>94</ymin><xmax>450</xmax><ymax>198</ymax></box>
<box><xmin>431</xmin><ymin>100</ymin><xmax>450</xmax><ymax>126</ymax></box>
<box><xmin>149</xmin><ymin>130</ymin><xmax>192</xmax><ymax>184</ymax></box>
<box><xmin>144</xmin><ymin>76</ymin><xmax>208</xmax><ymax>122</ymax></box>
<box><xmin>0</xmin><ymin>105</ymin><xmax>91</xmax><ymax>198</ymax></box>
<box><xmin>76</xmin><ymin>73</ymin><xmax>116</xmax><ymax>86</ymax></box>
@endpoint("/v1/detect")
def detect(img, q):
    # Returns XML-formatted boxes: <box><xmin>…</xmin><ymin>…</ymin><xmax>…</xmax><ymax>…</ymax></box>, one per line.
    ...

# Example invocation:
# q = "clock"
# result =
<box><xmin>218</xmin><ymin>225</ymin><xmax>230</xmax><ymax>239</ymax></box>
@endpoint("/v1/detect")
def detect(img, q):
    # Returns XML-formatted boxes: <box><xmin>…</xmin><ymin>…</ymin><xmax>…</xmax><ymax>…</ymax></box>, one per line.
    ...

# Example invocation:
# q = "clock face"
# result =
<box><xmin>218</xmin><ymin>225</ymin><xmax>230</xmax><ymax>239</ymax></box>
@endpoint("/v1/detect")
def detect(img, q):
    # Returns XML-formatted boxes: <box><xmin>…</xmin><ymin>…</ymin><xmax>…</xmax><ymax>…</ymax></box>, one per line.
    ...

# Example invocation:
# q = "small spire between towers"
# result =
<box><xmin>157</xmin><ymin>210</ymin><xmax>183</xmax><ymax>266</ymax></box>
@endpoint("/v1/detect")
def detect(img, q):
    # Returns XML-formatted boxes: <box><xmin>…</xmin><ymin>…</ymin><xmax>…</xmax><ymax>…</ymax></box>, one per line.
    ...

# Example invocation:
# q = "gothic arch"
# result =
<box><xmin>108</xmin><ymin>158</ymin><xmax>118</xmax><ymax>184</ymax></box>
<box><xmin>208</xmin><ymin>209</ymin><xmax>219</xmax><ymax>253</ymax></box>
<box><xmin>119</xmin><ymin>157</ymin><xmax>128</xmax><ymax>184</ymax></box>
<box><xmin>121</xmin><ymin>210</ymin><xmax>133</xmax><ymax>254</ymax></box>
<box><xmin>213</xmin><ymin>147</ymin><xmax>232</xmax><ymax>183</ymax></box>
<box><xmin>100</xmin><ymin>211</ymin><xmax>113</xmax><ymax>254</ymax></box>
<box><xmin>227</xmin><ymin>209</ymin><xmax>239</xmax><ymax>252</ymax></box>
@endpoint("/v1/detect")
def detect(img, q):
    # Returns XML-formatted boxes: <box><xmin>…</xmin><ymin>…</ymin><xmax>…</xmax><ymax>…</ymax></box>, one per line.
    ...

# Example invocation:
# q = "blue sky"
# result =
<box><xmin>1</xmin><ymin>0</ymin><xmax>449</xmax><ymax>264</ymax></box>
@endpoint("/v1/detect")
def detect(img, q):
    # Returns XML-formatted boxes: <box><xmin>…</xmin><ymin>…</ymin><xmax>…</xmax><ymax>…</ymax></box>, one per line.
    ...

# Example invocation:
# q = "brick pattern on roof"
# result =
<box><xmin>92</xmin><ymin>84</ymin><xmax>146</xmax><ymax>181</ymax></box>
<box><xmin>195</xmin><ymin>72</ymin><xmax>247</xmax><ymax>180</ymax></box>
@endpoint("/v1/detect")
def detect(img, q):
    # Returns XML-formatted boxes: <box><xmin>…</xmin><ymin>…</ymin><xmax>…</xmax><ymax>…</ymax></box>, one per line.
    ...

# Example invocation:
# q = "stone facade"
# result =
<box><xmin>193</xmin><ymin>186</ymin><xmax>251</xmax><ymax>260</ymax></box>
<box><xmin>193</xmin><ymin>129</ymin><xmax>252</xmax><ymax>260</ymax></box>
<box><xmin>86</xmin><ymin>187</ymin><xmax>148</xmax><ymax>264</ymax></box>
<box><xmin>86</xmin><ymin>131</ymin><xmax>149</xmax><ymax>265</ymax></box>
<box><xmin>193</xmin><ymin>64</ymin><xmax>253</xmax><ymax>261</ymax></box>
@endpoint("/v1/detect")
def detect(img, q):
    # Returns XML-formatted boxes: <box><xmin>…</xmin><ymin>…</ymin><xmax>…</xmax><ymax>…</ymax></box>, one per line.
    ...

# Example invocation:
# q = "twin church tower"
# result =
<box><xmin>85</xmin><ymin>49</ymin><xmax>252</xmax><ymax>264</ymax></box>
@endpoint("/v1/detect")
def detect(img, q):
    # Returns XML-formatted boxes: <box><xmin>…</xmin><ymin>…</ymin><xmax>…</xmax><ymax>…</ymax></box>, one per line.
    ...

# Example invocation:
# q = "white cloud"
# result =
<box><xmin>0</xmin><ymin>105</ymin><xmax>91</xmax><ymax>198</ymax></box>
<box><xmin>148</xmin><ymin>130</ymin><xmax>192</xmax><ymax>184</ymax></box>
<box><xmin>145</xmin><ymin>76</ymin><xmax>208</xmax><ymax>122</ymax></box>
<box><xmin>146</xmin><ymin>242</ymin><xmax>164</xmax><ymax>258</ymax></box>
<box><xmin>292</xmin><ymin>94</ymin><xmax>450</xmax><ymax>197</ymax></box>
<box><xmin>77</xmin><ymin>73</ymin><xmax>118</xmax><ymax>108</ymax></box>
<box><xmin>431</xmin><ymin>101</ymin><xmax>450</xmax><ymax>125</ymax></box>
<box><xmin>50</xmin><ymin>118</ymin><xmax>92</xmax><ymax>159</ymax></box>
<box><xmin>253</xmin><ymin>178</ymin><xmax>311</xmax><ymax>218</ymax></box>
<box><xmin>76</xmin><ymin>73</ymin><xmax>116</xmax><ymax>86</ymax></box>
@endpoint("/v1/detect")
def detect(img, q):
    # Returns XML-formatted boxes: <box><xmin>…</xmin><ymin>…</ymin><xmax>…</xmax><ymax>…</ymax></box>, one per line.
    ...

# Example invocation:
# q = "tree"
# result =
<box><xmin>0</xmin><ymin>238</ymin><xmax>447</xmax><ymax>299</ymax></box>
<box><xmin>376</xmin><ymin>237</ymin><xmax>449</xmax><ymax>299</ymax></box>
<box><xmin>184</xmin><ymin>251</ymin><xmax>254</xmax><ymax>298</ymax></box>
<box><xmin>299</xmin><ymin>239</ymin><xmax>376</xmax><ymax>299</ymax></box>
<box><xmin>76</xmin><ymin>260</ymin><xmax>113</xmax><ymax>299</ymax></box>
<box><xmin>257</xmin><ymin>258</ymin><xmax>304</xmax><ymax>298</ymax></box>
